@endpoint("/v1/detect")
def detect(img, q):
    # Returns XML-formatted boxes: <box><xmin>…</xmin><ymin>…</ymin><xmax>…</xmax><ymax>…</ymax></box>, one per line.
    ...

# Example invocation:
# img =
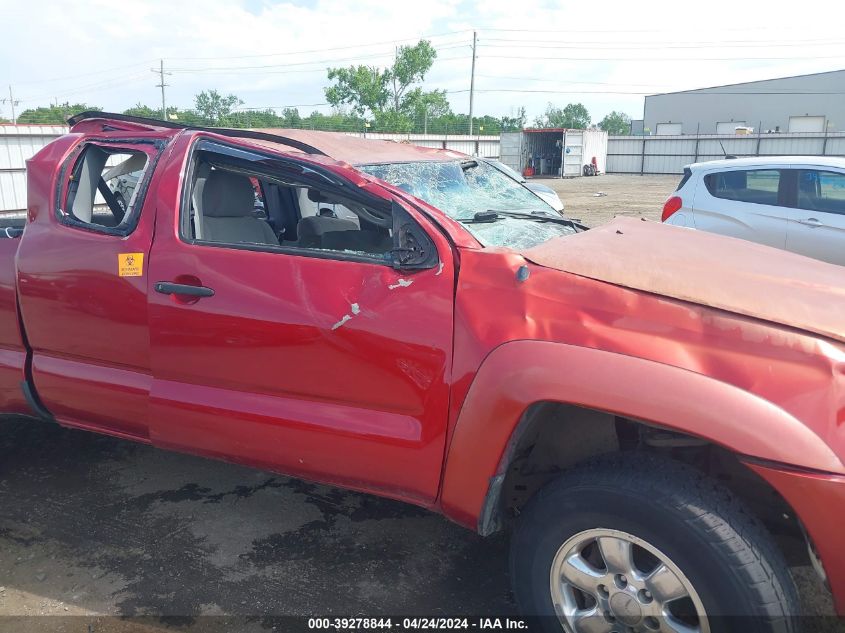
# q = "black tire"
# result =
<box><xmin>510</xmin><ymin>453</ymin><xmax>799</xmax><ymax>633</ymax></box>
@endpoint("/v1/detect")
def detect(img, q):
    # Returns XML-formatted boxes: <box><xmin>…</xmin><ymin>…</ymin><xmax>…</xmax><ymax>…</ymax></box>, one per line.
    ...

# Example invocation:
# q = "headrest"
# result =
<box><xmin>202</xmin><ymin>170</ymin><xmax>255</xmax><ymax>218</ymax></box>
<box><xmin>308</xmin><ymin>189</ymin><xmax>329</xmax><ymax>203</ymax></box>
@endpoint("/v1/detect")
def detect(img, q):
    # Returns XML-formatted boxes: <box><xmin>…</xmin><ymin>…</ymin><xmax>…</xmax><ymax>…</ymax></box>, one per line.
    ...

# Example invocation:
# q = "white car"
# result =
<box><xmin>662</xmin><ymin>156</ymin><xmax>845</xmax><ymax>266</ymax></box>
<box><xmin>482</xmin><ymin>158</ymin><xmax>565</xmax><ymax>212</ymax></box>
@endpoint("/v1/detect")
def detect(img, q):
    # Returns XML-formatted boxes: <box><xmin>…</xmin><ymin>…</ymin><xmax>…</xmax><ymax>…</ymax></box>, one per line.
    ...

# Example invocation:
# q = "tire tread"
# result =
<box><xmin>510</xmin><ymin>452</ymin><xmax>799</xmax><ymax>632</ymax></box>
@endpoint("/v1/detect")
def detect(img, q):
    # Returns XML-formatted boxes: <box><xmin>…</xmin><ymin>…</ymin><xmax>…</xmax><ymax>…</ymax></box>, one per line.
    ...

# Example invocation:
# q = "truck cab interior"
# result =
<box><xmin>186</xmin><ymin>153</ymin><xmax>394</xmax><ymax>258</ymax></box>
<box><xmin>64</xmin><ymin>145</ymin><xmax>150</xmax><ymax>229</ymax></box>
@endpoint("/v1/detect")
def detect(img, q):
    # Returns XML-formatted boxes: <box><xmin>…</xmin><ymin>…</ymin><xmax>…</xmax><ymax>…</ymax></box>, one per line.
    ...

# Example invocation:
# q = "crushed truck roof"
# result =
<box><xmin>66</xmin><ymin>112</ymin><xmax>469</xmax><ymax>166</ymax></box>
<box><xmin>252</xmin><ymin>129</ymin><xmax>468</xmax><ymax>165</ymax></box>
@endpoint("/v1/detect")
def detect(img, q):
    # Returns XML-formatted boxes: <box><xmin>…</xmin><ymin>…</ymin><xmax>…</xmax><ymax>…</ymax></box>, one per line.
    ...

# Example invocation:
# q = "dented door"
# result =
<box><xmin>145</xmin><ymin>147</ymin><xmax>455</xmax><ymax>506</ymax></box>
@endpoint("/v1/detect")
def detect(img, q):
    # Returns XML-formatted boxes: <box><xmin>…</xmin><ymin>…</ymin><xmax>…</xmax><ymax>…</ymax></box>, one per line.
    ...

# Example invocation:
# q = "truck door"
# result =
<box><xmin>146</xmin><ymin>138</ymin><xmax>455</xmax><ymax>505</ymax></box>
<box><xmin>16</xmin><ymin>135</ymin><xmax>167</xmax><ymax>439</ymax></box>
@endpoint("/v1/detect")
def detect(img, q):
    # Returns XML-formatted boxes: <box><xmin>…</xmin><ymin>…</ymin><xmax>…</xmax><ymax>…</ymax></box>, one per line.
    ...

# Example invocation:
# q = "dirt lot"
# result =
<box><xmin>0</xmin><ymin>174</ymin><xmax>840</xmax><ymax>632</ymax></box>
<box><xmin>0</xmin><ymin>417</ymin><xmax>839</xmax><ymax>633</ymax></box>
<box><xmin>534</xmin><ymin>173</ymin><xmax>680</xmax><ymax>226</ymax></box>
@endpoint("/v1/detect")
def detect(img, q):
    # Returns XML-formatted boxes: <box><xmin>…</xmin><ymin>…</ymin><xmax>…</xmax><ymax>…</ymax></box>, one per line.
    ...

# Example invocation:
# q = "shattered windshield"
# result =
<box><xmin>358</xmin><ymin>160</ymin><xmax>578</xmax><ymax>249</ymax></box>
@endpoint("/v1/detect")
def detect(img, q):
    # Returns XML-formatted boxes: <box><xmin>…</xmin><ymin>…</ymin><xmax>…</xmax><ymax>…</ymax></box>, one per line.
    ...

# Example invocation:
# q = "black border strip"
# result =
<box><xmin>67</xmin><ymin>111</ymin><xmax>327</xmax><ymax>157</ymax></box>
<box><xmin>55</xmin><ymin>137</ymin><xmax>166</xmax><ymax>238</ymax></box>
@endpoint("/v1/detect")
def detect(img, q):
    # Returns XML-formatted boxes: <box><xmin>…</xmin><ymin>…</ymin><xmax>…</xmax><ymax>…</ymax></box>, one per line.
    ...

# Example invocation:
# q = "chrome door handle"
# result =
<box><xmin>797</xmin><ymin>217</ymin><xmax>823</xmax><ymax>227</ymax></box>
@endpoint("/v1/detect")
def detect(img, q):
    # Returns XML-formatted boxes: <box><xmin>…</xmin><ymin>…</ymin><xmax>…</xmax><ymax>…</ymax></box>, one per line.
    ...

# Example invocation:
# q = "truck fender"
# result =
<box><xmin>439</xmin><ymin>339</ymin><xmax>842</xmax><ymax>531</ymax></box>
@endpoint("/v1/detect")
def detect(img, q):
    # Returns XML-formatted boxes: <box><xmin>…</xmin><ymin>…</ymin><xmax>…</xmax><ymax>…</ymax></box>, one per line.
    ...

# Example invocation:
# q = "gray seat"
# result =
<box><xmin>297</xmin><ymin>215</ymin><xmax>358</xmax><ymax>249</ymax></box>
<box><xmin>200</xmin><ymin>170</ymin><xmax>278</xmax><ymax>246</ymax></box>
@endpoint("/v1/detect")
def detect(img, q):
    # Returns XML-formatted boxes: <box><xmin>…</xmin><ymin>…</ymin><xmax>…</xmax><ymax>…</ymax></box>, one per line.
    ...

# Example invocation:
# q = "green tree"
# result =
<box><xmin>599</xmin><ymin>111</ymin><xmax>632</xmax><ymax>135</ymax></box>
<box><xmin>122</xmin><ymin>103</ymin><xmax>184</xmax><ymax>120</ymax></box>
<box><xmin>17</xmin><ymin>103</ymin><xmax>100</xmax><ymax>124</ymax></box>
<box><xmin>373</xmin><ymin>110</ymin><xmax>413</xmax><ymax>133</ymax></box>
<box><xmin>533</xmin><ymin>102</ymin><xmax>591</xmax><ymax>129</ymax></box>
<box><xmin>402</xmin><ymin>88</ymin><xmax>451</xmax><ymax>132</ymax></box>
<box><xmin>325</xmin><ymin>65</ymin><xmax>389</xmax><ymax>118</ymax></box>
<box><xmin>325</xmin><ymin>39</ymin><xmax>440</xmax><ymax>119</ymax></box>
<box><xmin>389</xmin><ymin>40</ymin><xmax>438</xmax><ymax>112</ymax></box>
<box><xmin>279</xmin><ymin>107</ymin><xmax>302</xmax><ymax>127</ymax></box>
<box><xmin>301</xmin><ymin>109</ymin><xmax>365</xmax><ymax>132</ymax></box>
<box><xmin>404</xmin><ymin>88</ymin><xmax>451</xmax><ymax>119</ymax></box>
<box><xmin>194</xmin><ymin>90</ymin><xmax>243</xmax><ymax>125</ymax></box>
<box><xmin>474</xmin><ymin>114</ymin><xmax>504</xmax><ymax>135</ymax></box>
<box><xmin>123</xmin><ymin>103</ymin><xmax>160</xmax><ymax>118</ymax></box>
<box><xmin>500</xmin><ymin>106</ymin><xmax>527</xmax><ymax>132</ymax></box>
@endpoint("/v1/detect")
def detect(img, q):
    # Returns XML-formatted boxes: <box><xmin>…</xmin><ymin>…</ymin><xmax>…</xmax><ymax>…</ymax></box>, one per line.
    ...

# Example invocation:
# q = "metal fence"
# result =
<box><xmin>14</xmin><ymin>125</ymin><xmax>845</xmax><ymax>211</ymax></box>
<box><xmin>345</xmin><ymin>132</ymin><xmax>500</xmax><ymax>158</ymax></box>
<box><xmin>606</xmin><ymin>132</ymin><xmax>845</xmax><ymax>175</ymax></box>
<box><xmin>0</xmin><ymin>126</ymin><xmax>502</xmax><ymax>213</ymax></box>
<box><xmin>0</xmin><ymin>125</ymin><xmax>67</xmax><ymax>213</ymax></box>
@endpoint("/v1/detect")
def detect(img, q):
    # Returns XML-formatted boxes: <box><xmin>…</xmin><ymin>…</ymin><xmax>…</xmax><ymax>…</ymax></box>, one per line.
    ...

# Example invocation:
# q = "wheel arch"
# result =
<box><xmin>439</xmin><ymin>340</ymin><xmax>842</xmax><ymax>532</ymax></box>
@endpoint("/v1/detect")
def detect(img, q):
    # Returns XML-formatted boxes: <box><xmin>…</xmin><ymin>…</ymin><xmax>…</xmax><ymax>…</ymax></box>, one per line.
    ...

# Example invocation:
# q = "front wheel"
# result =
<box><xmin>510</xmin><ymin>453</ymin><xmax>799</xmax><ymax>633</ymax></box>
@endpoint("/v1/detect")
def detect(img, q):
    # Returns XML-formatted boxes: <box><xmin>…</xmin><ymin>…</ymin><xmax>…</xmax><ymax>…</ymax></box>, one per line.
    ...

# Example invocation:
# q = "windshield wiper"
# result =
<box><xmin>457</xmin><ymin>211</ymin><xmax>503</xmax><ymax>224</ymax></box>
<box><xmin>485</xmin><ymin>210</ymin><xmax>588</xmax><ymax>231</ymax></box>
<box><xmin>457</xmin><ymin>209</ymin><xmax>588</xmax><ymax>231</ymax></box>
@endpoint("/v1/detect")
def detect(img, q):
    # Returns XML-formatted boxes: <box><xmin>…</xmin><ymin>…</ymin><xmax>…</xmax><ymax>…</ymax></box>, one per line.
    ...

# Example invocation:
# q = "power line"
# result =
<box><xmin>168</xmin><ymin>44</ymin><xmax>468</xmax><ymax>73</ymax></box>
<box><xmin>9</xmin><ymin>33</ymin><xmax>473</xmax><ymax>102</ymax></box>
<box><xmin>479</xmin><ymin>53</ymin><xmax>845</xmax><ymax>62</ymax></box>
<box><xmin>475</xmin><ymin>73</ymin><xmax>671</xmax><ymax>88</ymax></box>
<box><xmin>166</xmin><ymin>30</ymin><xmax>471</xmax><ymax>61</ymax></box>
<box><xmin>477</xmin><ymin>26</ymin><xmax>840</xmax><ymax>34</ymax></box>
<box><xmin>236</xmin><ymin>103</ymin><xmax>331</xmax><ymax>110</ymax></box>
<box><xmin>9</xmin><ymin>60</ymin><xmax>157</xmax><ymax>87</ymax></box>
<box><xmin>479</xmin><ymin>41</ymin><xmax>845</xmax><ymax>50</ymax></box>
<box><xmin>19</xmin><ymin>71</ymin><xmax>151</xmax><ymax>103</ymax></box>
<box><xmin>457</xmin><ymin>88</ymin><xmax>845</xmax><ymax>95</ymax></box>
<box><xmin>165</xmin><ymin>54</ymin><xmax>470</xmax><ymax>77</ymax></box>
<box><xmin>482</xmin><ymin>36</ymin><xmax>845</xmax><ymax>47</ymax></box>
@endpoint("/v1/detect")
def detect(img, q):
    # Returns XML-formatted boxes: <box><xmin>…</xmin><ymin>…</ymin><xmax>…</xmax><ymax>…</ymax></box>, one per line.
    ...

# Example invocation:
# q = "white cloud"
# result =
<box><xmin>2</xmin><ymin>0</ymin><xmax>845</xmax><ymax>124</ymax></box>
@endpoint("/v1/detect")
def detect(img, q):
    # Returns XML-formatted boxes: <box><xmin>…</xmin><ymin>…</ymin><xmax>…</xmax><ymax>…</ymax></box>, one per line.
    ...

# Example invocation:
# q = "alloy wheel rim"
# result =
<box><xmin>549</xmin><ymin>528</ymin><xmax>709</xmax><ymax>633</ymax></box>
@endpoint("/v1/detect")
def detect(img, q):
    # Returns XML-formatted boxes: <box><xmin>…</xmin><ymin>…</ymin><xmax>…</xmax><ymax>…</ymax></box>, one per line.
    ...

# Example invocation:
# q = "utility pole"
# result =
<box><xmin>151</xmin><ymin>60</ymin><xmax>171</xmax><ymax>120</ymax></box>
<box><xmin>8</xmin><ymin>86</ymin><xmax>16</xmax><ymax>124</ymax></box>
<box><xmin>468</xmin><ymin>31</ymin><xmax>477</xmax><ymax>136</ymax></box>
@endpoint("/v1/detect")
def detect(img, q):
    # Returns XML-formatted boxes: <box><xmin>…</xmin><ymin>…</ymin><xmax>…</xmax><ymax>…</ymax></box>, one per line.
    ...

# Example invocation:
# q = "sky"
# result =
<box><xmin>2</xmin><ymin>0</ymin><xmax>845</xmax><ymax>126</ymax></box>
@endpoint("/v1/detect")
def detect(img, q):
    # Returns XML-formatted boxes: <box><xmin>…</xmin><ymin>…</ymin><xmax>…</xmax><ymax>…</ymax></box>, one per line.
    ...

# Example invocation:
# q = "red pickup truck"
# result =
<box><xmin>2</xmin><ymin>112</ymin><xmax>844</xmax><ymax>632</ymax></box>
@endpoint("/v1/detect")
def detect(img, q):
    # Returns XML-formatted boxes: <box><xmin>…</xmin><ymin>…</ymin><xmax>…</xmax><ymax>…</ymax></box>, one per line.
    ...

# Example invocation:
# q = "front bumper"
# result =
<box><xmin>747</xmin><ymin>461</ymin><xmax>845</xmax><ymax>615</ymax></box>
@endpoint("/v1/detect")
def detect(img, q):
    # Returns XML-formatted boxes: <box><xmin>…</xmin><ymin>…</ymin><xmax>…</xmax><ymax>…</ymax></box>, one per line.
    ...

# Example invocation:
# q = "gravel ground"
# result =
<box><xmin>0</xmin><ymin>173</ymin><xmax>840</xmax><ymax>632</ymax></box>
<box><xmin>533</xmin><ymin>173</ymin><xmax>679</xmax><ymax>226</ymax></box>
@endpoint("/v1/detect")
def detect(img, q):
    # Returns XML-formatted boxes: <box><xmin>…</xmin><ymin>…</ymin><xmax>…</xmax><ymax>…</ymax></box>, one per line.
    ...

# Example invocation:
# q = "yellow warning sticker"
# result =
<box><xmin>118</xmin><ymin>253</ymin><xmax>144</xmax><ymax>277</ymax></box>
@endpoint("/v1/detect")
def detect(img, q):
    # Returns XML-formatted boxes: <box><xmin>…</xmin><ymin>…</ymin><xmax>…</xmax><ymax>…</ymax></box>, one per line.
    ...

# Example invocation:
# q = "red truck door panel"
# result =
<box><xmin>146</xmin><ymin>138</ymin><xmax>455</xmax><ymax>505</ymax></box>
<box><xmin>16</xmin><ymin>136</ymin><xmax>167</xmax><ymax>439</ymax></box>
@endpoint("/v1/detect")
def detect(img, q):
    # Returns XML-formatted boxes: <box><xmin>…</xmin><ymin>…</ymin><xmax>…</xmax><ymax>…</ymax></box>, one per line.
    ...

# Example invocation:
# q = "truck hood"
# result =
<box><xmin>523</xmin><ymin>217</ymin><xmax>845</xmax><ymax>344</ymax></box>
